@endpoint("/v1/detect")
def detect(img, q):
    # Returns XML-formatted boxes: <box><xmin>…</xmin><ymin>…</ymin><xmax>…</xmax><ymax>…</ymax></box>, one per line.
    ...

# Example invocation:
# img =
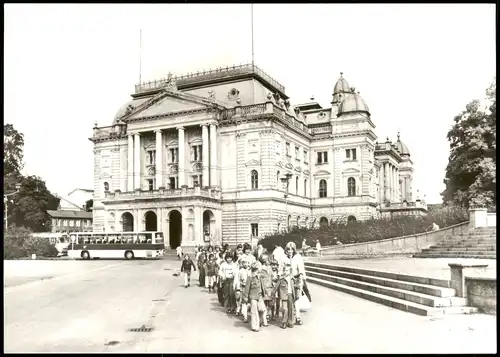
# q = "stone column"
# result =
<box><xmin>209</xmin><ymin>122</ymin><xmax>218</xmax><ymax>187</ymax></box>
<box><xmin>201</xmin><ymin>124</ymin><xmax>209</xmax><ymax>187</ymax></box>
<box><xmin>177</xmin><ymin>127</ymin><xmax>185</xmax><ymax>187</ymax></box>
<box><xmin>390</xmin><ymin>165</ymin><xmax>394</xmax><ymax>201</ymax></box>
<box><xmin>134</xmin><ymin>209</ymin><xmax>139</xmax><ymax>232</ymax></box>
<box><xmin>115</xmin><ymin>212</ymin><xmax>121</xmax><ymax>232</ymax></box>
<box><xmin>134</xmin><ymin>133</ymin><xmax>141</xmax><ymax>190</ymax></box>
<box><xmin>396</xmin><ymin>168</ymin><xmax>400</xmax><ymax>201</ymax></box>
<box><xmin>155</xmin><ymin>130</ymin><xmax>163</xmax><ymax>188</ymax></box>
<box><xmin>384</xmin><ymin>162</ymin><xmax>390</xmax><ymax>202</ymax></box>
<box><xmin>379</xmin><ymin>163</ymin><xmax>384</xmax><ymax>203</ymax></box>
<box><xmin>127</xmin><ymin>134</ymin><xmax>134</xmax><ymax>191</ymax></box>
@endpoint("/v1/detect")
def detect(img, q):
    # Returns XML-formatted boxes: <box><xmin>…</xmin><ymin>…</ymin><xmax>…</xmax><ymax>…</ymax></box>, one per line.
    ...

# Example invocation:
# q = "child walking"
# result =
<box><xmin>234</xmin><ymin>258</ymin><xmax>251</xmax><ymax>322</ymax></box>
<box><xmin>270</xmin><ymin>259</ymin><xmax>281</xmax><ymax>321</ymax></box>
<box><xmin>243</xmin><ymin>261</ymin><xmax>268</xmax><ymax>332</ymax></box>
<box><xmin>180</xmin><ymin>254</ymin><xmax>197</xmax><ymax>288</ymax></box>
<box><xmin>258</xmin><ymin>254</ymin><xmax>273</xmax><ymax>322</ymax></box>
<box><xmin>272</xmin><ymin>262</ymin><xmax>295</xmax><ymax>329</ymax></box>
<box><xmin>206</xmin><ymin>254</ymin><xmax>218</xmax><ymax>293</ymax></box>
<box><xmin>219</xmin><ymin>252</ymin><xmax>238</xmax><ymax>314</ymax></box>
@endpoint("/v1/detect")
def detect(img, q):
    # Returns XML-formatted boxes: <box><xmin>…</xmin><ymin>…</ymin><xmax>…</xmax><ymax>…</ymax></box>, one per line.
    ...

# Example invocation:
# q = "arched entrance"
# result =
<box><xmin>319</xmin><ymin>216</ymin><xmax>329</xmax><ymax>228</ymax></box>
<box><xmin>145</xmin><ymin>211</ymin><xmax>157</xmax><ymax>231</ymax></box>
<box><xmin>169</xmin><ymin>210</ymin><xmax>182</xmax><ymax>248</ymax></box>
<box><xmin>122</xmin><ymin>212</ymin><xmax>134</xmax><ymax>232</ymax></box>
<box><xmin>347</xmin><ymin>215</ymin><xmax>357</xmax><ymax>224</ymax></box>
<box><xmin>203</xmin><ymin>210</ymin><xmax>215</xmax><ymax>244</ymax></box>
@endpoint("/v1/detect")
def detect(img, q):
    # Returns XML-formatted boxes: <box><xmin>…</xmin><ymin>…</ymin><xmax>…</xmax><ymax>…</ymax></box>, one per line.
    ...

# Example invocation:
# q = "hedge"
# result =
<box><xmin>259</xmin><ymin>205</ymin><xmax>469</xmax><ymax>251</ymax></box>
<box><xmin>4</xmin><ymin>226</ymin><xmax>59</xmax><ymax>259</ymax></box>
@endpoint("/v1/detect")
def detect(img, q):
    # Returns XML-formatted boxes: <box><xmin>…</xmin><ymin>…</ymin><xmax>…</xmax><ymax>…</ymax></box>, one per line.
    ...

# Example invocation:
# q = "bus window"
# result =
<box><xmin>101</xmin><ymin>236</ymin><xmax>108</xmax><ymax>244</ymax></box>
<box><xmin>139</xmin><ymin>235</ymin><xmax>146</xmax><ymax>244</ymax></box>
<box><xmin>154</xmin><ymin>233</ymin><xmax>164</xmax><ymax>243</ymax></box>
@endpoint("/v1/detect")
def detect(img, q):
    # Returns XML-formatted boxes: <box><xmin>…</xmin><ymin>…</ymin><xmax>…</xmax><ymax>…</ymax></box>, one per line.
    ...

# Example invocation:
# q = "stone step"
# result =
<box><xmin>414</xmin><ymin>253</ymin><xmax>496</xmax><ymax>259</ymax></box>
<box><xmin>307</xmin><ymin>276</ymin><xmax>478</xmax><ymax>317</ymax></box>
<box><xmin>421</xmin><ymin>249</ymin><xmax>495</xmax><ymax>255</ymax></box>
<box><xmin>432</xmin><ymin>243</ymin><xmax>496</xmax><ymax>249</ymax></box>
<box><xmin>305</xmin><ymin>261</ymin><xmax>452</xmax><ymax>288</ymax></box>
<box><xmin>305</xmin><ymin>266</ymin><xmax>455</xmax><ymax>297</ymax></box>
<box><xmin>424</xmin><ymin>247</ymin><xmax>496</xmax><ymax>252</ymax></box>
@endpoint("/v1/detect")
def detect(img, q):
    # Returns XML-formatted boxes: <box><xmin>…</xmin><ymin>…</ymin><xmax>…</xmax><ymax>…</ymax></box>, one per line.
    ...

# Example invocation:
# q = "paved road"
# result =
<box><xmin>4</xmin><ymin>258</ymin><xmax>497</xmax><ymax>353</ymax></box>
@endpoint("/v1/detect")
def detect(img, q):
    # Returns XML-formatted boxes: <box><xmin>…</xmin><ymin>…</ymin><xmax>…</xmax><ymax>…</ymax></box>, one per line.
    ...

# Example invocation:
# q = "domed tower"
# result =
<box><xmin>394</xmin><ymin>132</ymin><xmax>414</xmax><ymax>202</ymax></box>
<box><xmin>331</xmin><ymin>84</ymin><xmax>378</xmax><ymax>214</ymax></box>
<box><xmin>331</xmin><ymin>72</ymin><xmax>351</xmax><ymax>105</ymax></box>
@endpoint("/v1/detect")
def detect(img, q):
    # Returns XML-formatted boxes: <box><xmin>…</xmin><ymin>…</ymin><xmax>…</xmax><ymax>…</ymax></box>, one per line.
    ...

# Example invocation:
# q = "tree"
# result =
<box><xmin>85</xmin><ymin>199</ymin><xmax>93</xmax><ymax>212</ymax></box>
<box><xmin>4</xmin><ymin>124</ymin><xmax>25</xmax><ymax>177</ymax></box>
<box><xmin>6</xmin><ymin>175</ymin><xmax>60</xmax><ymax>232</ymax></box>
<box><xmin>442</xmin><ymin>78</ymin><xmax>496</xmax><ymax>210</ymax></box>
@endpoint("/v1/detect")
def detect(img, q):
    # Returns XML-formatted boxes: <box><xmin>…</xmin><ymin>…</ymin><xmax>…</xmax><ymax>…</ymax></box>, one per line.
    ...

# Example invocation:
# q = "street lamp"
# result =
<box><xmin>280</xmin><ymin>173</ymin><xmax>293</xmax><ymax>233</ymax></box>
<box><xmin>4</xmin><ymin>183</ymin><xmax>22</xmax><ymax>230</ymax></box>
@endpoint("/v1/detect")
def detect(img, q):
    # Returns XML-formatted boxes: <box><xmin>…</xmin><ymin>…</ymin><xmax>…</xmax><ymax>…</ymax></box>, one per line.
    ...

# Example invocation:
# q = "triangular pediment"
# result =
<box><xmin>276</xmin><ymin>161</ymin><xmax>284</xmax><ymax>168</ymax></box>
<box><xmin>285</xmin><ymin>163</ymin><xmax>293</xmax><ymax>169</ymax></box>
<box><xmin>126</xmin><ymin>90</ymin><xmax>227</xmax><ymax>120</ymax></box>
<box><xmin>303</xmin><ymin>170</ymin><xmax>310</xmax><ymax>175</ymax></box>
<box><xmin>245</xmin><ymin>159</ymin><xmax>261</xmax><ymax>167</ymax></box>
<box><xmin>189</xmin><ymin>137</ymin><xmax>203</xmax><ymax>144</ymax></box>
<box><xmin>294</xmin><ymin>166</ymin><xmax>302</xmax><ymax>173</ymax></box>
<box><xmin>313</xmin><ymin>170</ymin><xmax>331</xmax><ymax>176</ymax></box>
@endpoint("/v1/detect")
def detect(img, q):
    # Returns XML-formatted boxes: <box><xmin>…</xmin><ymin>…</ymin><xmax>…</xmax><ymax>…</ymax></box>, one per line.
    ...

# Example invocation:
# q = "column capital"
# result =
<box><xmin>133</xmin><ymin>132</ymin><xmax>141</xmax><ymax>137</ymax></box>
<box><xmin>208</xmin><ymin>120</ymin><xmax>218</xmax><ymax>127</ymax></box>
<box><xmin>176</xmin><ymin>126</ymin><xmax>185</xmax><ymax>131</ymax></box>
<box><xmin>154</xmin><ymin>129</ymin><xmax>163</xmax><ymax>134</ymax></box>
<box><xmin>200</xmin><ymin>123</ymin><xmax>209</xmax><ymax>128</ymax></box>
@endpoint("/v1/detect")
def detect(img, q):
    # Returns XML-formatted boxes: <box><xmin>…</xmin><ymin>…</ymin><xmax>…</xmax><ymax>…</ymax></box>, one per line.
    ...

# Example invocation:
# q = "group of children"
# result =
<box><xmin>179</xmin><ymin>242</ymin><xmax>307</xmax><ymax>332</ymax></box>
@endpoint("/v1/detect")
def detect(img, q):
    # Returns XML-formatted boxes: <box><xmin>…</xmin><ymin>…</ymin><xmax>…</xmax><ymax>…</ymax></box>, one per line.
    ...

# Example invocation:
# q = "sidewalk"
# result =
<box><xmin>304</xmin><ymin>256</ymin><xmax>497</xmax><ymax>280</ymax></box>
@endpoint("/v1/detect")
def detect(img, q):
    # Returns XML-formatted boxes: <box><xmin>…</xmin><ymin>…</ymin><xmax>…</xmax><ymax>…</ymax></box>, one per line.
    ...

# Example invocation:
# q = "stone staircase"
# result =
<box><xmin>305</xmin><ymin>261</ymin><xmax>478</xmax><ymax>316</ymax></box>
<box><xmin>414</xmin><ymin>227</ymin><xmax>496</xmax><ymax>259</ymax></box>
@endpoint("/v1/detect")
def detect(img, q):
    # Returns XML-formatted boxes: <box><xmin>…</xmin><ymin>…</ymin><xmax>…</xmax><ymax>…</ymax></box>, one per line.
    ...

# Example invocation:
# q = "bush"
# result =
<box><xmin>4</xmin><ymin>226</ymin><xmax>59</xmax><ymax>259</ymax></box>
<box><xmin>259</xmin><ymin>204</ymin><xmax>469</xmax><ymax>251</ymax></box>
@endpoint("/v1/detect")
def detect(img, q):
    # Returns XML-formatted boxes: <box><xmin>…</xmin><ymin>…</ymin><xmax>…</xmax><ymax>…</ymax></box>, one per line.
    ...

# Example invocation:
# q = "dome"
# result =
<box><xmin>333</xmin><ymin>72</ymin><xmax>350</xmax><ymax>94</ymax></box>
<box><xmin>332</xmin><ymin>72</ymin><xmax>351</xmax><ymax>104</ymax></box>
<box><xmin>395</xmin><ymin>132</ymin><xmax>411</xmax><ymax>156</ymax></box>
<box><xmin>338</xmin><ymin>91</ymin><xmax>370</xmax><ymax>115</ymax></box>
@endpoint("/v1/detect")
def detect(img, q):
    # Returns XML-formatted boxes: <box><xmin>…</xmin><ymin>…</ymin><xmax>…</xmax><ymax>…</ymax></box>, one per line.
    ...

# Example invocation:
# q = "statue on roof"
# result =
<box><xmin>164</xmin><ymin>72</ymin><xmax>177</xmax><ymax>90</ymax></box>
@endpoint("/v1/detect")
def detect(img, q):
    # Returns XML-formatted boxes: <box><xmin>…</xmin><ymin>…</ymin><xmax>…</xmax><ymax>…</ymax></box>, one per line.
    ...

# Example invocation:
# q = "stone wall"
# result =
<box><xmin>465</xmin><ymin>277</ymin><xmax>496</xmax><ymax>315</ymax></box>
<box><xmin>319</xmin><ymin>221</ymin><xmax>469</xmax><ymax>258</ymax></box>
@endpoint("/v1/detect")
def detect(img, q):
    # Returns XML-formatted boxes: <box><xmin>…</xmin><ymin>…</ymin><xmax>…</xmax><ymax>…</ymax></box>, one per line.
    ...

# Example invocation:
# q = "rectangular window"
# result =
<box><xmin>303</xmin><ymin>149</ymin><xmax>308</xmax><ymax>163</ymax></box>
<box><xmin>285</xmin><ymin>142</ymin><xmax>291</xmax><ymax>156</ymax></box>
<box><xmin>169</xmin><ymin>177</ymin><xmax>177</xmax><ymax>189</ymax></box>
<box><xmin>169</xmin><ymin>148</ymin><xmax>178</xmax><ymax>163</ymax></box>
<box><xmin>147</xmin><ymin>179</ymin><xmax>154</xmax><ymax>191</ymax></box>
<box><xmin>251</xmin><ymin>223</ymin><xmax>259</xmax><ymax>237</ymax></box>
<box><xmin>192</xmin><ymin>175</ymin><xmax>201</xmax><ymax>187</ymax></box>
<box><xmin>295</xmin><ymin>147</ymin><xmax>300</xmax><ymax>159</ymax></box>
<box><xmin>147</xmin><ymin>150</ymin><xmax>156</xmax><ymax>165</ymax></box>
<box><xmin>192</xmin><ymin>145</ymin><xmax>202</xmax><ymax>161</ymax></box>
<box><xmin>346</xmin><ymin>149</ymin><xmax>357</xmax><ymax>161</ymax></box>
<box><xmin>317</xmin><ymin>151</ymin><xmax>328</xmax><ymax>164</ymax></box>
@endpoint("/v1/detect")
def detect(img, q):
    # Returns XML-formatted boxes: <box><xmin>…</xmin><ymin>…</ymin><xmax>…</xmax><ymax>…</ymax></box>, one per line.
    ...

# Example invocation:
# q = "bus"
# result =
<box><xmin>67</xmin><ymin>231</ymin><xmax>166</xmax><ymax>260</ymax></box>
<box><xmin>31</xmin><ymin>232</ymin><xmax>70</xmax><ymax>256</ymax></box>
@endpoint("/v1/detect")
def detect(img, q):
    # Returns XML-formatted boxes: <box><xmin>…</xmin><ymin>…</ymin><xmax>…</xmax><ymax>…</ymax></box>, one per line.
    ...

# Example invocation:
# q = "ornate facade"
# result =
<box><xmin>90</xmin><ymin>64</ymin><xmax>427</xmax><ymax>248</ymax></box>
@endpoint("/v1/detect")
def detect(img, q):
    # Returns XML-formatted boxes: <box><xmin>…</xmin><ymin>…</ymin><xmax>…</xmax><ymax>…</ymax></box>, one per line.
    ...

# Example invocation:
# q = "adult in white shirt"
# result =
<box><xmin>284</xmin><ymin>241</ymin><xmax>311</xmax><ymax>326</ymax></box>
<box><xmin>272</xmin><ymin>244</ymin><xmax>285</xmax><ymax>268</ymax></box>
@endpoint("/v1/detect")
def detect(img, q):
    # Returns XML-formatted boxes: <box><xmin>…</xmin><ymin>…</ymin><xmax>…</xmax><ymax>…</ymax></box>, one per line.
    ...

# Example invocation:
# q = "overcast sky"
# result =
<box><xmin>4</xmin><ymin>4</ymin><xmax>496</xmax><ymax>202</ymax></box>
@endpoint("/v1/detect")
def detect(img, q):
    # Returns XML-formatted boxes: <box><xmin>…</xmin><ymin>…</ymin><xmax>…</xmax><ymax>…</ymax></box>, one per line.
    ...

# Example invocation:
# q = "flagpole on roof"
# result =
<box><xmin>251</xmin><ymin>3</ymin><xmax>255</xmax><ymax>68</ymax></box>
<box><xmin>139</xmin><ymin>29</ymin><xmax>143</xmax><ymax>85</ymax></box>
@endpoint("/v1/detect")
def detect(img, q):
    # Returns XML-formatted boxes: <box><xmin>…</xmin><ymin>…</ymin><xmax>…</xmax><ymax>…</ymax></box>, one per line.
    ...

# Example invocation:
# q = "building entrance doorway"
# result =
<box><xmin>169</xmin><ymin>210</ymin><xmax>182</xmax><ymax>248</ymax></box>
<box><xmin>145</xmin><ymin>211</ymin><xmax>157</xmax><ymax>231</ymax></box>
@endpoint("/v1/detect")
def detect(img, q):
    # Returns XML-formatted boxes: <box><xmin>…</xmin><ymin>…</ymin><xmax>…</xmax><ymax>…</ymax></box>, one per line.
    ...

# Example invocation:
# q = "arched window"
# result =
<box><xmin>304</xmin><ymin>179</ymin><xmax>307</xmax><ymax>197</ymax></box>
<box><xmin>295</xmin><ymin>176</ymin><xmax>299</xmax><ymax>195</ymax></box>
<box><xmin>251</xmin><ymin>170</ymin><xmax>259</xmax><ymax>190</ymax></box>
<box><xmin>348</xmin><ymin>177</ymin><xmax>356</xmax><ymax>196</ymax></box>
<box><xmin>276</xmin><ymin>170</ymin><xmax>280</xmax><ymax>188</ymax></box>
<box><xmin>319</xmin><ymin>179</ymin><xmax>327</xmax><ymax>198</ymax></box>
<box><xmin>104</xmin><ymin>182</ymin><xmax>109</xmax><ymax>192</ymax></box>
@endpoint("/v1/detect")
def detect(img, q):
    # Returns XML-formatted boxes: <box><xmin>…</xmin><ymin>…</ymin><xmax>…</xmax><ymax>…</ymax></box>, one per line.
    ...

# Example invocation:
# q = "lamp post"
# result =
<box><xmin>280</xmin><ymin>173</ymin><xmax>293</xmax><ymax>233</ymax></box>
<box><xmin>4</xmin><ymin>183</ymin><xmax>22</xmax><ymax>230</ymax></box>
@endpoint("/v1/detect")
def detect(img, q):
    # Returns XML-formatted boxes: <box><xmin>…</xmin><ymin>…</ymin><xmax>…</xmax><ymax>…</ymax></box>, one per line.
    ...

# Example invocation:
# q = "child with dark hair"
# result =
<box><xmin>243</xmin><ymin>261</ymin><xmax>268</xmax><ymax>332</ymax></box>
<box><xmin>206</xmin><ymin>253</ymin><xmax>218</xmax><ymax>293</ymax></box>
<box><xmin>219</xmin><ymin>251</ymin><xmax>238</xmax><ymax>314</ymax></box>
<box><xmin>270</xmin><ymin>259</ymin><xmax>280</xmax><ymax>320</ymax></box>
<box><xmin>259</xmin><ymin>253</ymin><xmax>273</xmax><ymax>322</ymax></box>
<box><xmin>180</xmin><ymin>254</ymin><xmax>196</xmax><ymax>288</ymax></box>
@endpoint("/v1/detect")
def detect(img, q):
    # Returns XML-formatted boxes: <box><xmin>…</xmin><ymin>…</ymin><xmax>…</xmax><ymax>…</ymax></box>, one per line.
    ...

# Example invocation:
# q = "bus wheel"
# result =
<box><xmin>81</xmin><ymin>251</ymin><xmax>90</xmax><ymax>260</ymax></box>
<box><xmin>125</xmin><ymin>251</ymin><xmax>134</xmax><ymax>260</ymax></box>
